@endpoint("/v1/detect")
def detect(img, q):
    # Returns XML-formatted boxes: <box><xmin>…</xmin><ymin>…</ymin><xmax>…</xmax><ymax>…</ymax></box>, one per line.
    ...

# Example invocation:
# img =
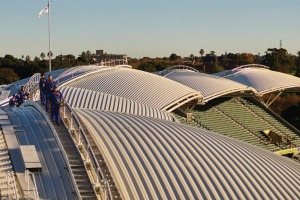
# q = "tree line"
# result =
<box><xmin>131</xmin><ymin>48</ymin><xmax>300</xmax><ymax>75</ymax></box>
<box><xmin>1</xmin><ymin>48</ymin><xmax>300</xmax><ymax>85</ymax></box>
<box><xmin>0</xmin><ymin>51</ymin><xmax>92</xmax><ymax>85</ymax></box>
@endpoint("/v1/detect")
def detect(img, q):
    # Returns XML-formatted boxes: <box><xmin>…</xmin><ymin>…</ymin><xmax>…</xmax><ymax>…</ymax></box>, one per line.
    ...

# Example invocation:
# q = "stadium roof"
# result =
<box><xmin>159</xmin><ymin>66</ymin><xmax>259</xmax><ymax>102</ymax></box>
<box><xmin>75</xmin><ymin>108</ymin><xmax>300</xmax><ymax>200</ymax></box>
<box><xmin>2</xmin><ymin>103</ymin><xmax>77</xmax><ymax>199</ymax></box>
<box><xmin>60</xmin><ymin>86</ymin><xmax>175</xmax><ymax>121</ymax></box>
<box><xmin>60</xmin><ymin>67</ymin><xmax>203</xmax><ymax>112</ymax></box>
<box><xmin>55</xmin><ymin>65</ymin><xmax>132</xmax><ymax>85</ymax></box>
<box><xmin>214</xmin><ymin>64</ymin><xmax>300</xmax><ymax>95</ymax></box>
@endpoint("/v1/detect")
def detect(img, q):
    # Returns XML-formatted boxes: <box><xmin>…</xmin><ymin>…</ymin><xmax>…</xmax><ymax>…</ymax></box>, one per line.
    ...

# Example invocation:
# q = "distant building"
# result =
<box><xmin>91</xmin><ymin>49</ymin><xmax>127</xmax><ymax>64</ymax></box>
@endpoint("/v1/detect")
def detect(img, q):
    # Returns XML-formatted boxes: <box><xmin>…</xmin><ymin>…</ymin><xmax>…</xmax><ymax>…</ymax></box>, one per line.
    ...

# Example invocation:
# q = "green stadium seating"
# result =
<box><xmin>174</xmin><ymin>97</ymin><xmax>300</xmax><ymax>153</ymax></box>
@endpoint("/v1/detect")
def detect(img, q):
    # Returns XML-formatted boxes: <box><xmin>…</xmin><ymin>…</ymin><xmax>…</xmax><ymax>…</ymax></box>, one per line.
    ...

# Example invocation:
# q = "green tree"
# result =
<box><xmin>138</xmin><ymin>62</ymin><xmax>156</xmax><ymax>72</ymax></box>
<box><xmin>0</xmin><ymin>68</ymin><xmax>20</xmax><ymax>84</ymax></box>
<box><xmin>66</xmin><ymin>54</ymin><xmax>76</xmax><ymax>65</ymax></box>
<box><xmin>199</xmin><ymin>49</ymin><xmax>204</xmax><ymax>57</ymax></box>
<box><xmin>240</xmin><ymin>53</ymin><xmax>255</xmax><ymax>65</ymax></box>
<box><xmin>25</xmin><ymin>55</ymin><xmax>31</xmax><ymax>62</ymax></box>
<box><xmin>40</xmin><ymin>52</ymin><xmax>45</xmax><ymax>60</ymax></box>
<box><xmin>190</xmin><ymin>54</ymin><xmax>195</xmax><ymax>62</ymax></box>
<box><xmin>78</xmin><ymin>51</ymin><xmax>88</xmax><ymax>64</ymax></box>
<box><xmin>47</xmin><ymin>51</ymin><xmax>53</xmax><ymax>58</ymax></box>
<box><xmin>34</xmin><ymin>56</ymin><xmax>40</xmax><ymax>62</ymax></box>
<box><xmin>212</xmin><ymin>56</ymin><xmax>224</xmax><ymax>73</ymax></box>
<box><xmin>281</xmin><ymin>102</ymin><xmax>300</xmax><ymax>130</ymax></box>
<box><xmin>296</xmin><ymin>51</ymin><xmax>300</xmax><ymax>77</ymax></box>
<box><xmin>86</xmin><ymin>50</ymin><xmax>91</xmax><ymax>64</ymax></box>
<box><xmin>199</xmin><ymin>49</ymin><xmax>204</xmax><ymax>62</ymax></box>
<box><xmin>169</xmin><ymin>53</ymin><xmax>178</xmax><ymax>61</ymax></box>
<box><xmin>4</xmin><ymin>54</ymin><xmax>15</xmax><ymax>60</ymax></box>
<box><xmin>262</xmin><ymin>48</ymin><xmax>295</xmax><ymax>73</ymax></box>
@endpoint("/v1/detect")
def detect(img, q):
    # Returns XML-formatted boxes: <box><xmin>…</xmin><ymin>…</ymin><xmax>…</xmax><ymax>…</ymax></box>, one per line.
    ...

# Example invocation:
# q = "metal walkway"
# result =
<box><xmin>37</xmin><ymin>101</ymin><xmax>97</xmax><ymax>200</ymax></box>
<box><xmin>18</xmin><ymin>72</ymin><xmax>113</xmax><ymax>200</ymax></box>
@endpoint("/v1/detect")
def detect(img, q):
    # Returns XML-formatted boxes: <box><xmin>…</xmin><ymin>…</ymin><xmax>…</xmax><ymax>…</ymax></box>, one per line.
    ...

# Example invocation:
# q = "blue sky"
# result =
<box><xmin>0</xmin><ymin>0</ymin><xmax>299</xmax><ymax>58</ymax></box>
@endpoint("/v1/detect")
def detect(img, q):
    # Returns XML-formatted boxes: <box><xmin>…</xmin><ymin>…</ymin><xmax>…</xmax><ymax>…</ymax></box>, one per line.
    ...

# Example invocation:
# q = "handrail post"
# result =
<box><xmin>70</xmin><ymin>116</ymin><xmax>73</xmax><ymax>130</ymax></box>
<box><xmin>13</xmin><ymin>173</ymin><xmax>18</xmax><ymax>199</ymax></box>
<box><xmin>26</xmin><ymin>170</ymin><xmax>30</xmax><ymax>198</ymax></box>
<box><xmin>6</xmin><ymin>172</ymin><xmax>8</xmax><ymax>197</ymax></box>
<box><xmin>32</xmin><ymin>173</ymin><xmax>39</xmax><ymax>200</ymax></box>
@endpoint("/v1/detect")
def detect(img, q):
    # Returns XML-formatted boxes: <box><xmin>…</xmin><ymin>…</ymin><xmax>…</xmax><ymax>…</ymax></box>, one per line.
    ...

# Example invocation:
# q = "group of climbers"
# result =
<box><xmin>9</xmin><ymin>86</ymin><xmax>29</xmax><ymax>107</ymax></box>
<box><xmin>9</xmin><ymin>73</ymin><xmax>63</xmax><ymax>125</ymax></box>
<box><xmin>39</xmin><ymin>73</ymin><xmax>63</xmax><ymax>125</ymax></box>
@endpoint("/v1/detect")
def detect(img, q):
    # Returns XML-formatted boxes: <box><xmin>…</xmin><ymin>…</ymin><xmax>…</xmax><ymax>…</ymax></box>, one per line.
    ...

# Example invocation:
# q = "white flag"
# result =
<box><xmin>38</xmin><ymin>4</ymin><xmax>49</xmax><ymax>18</ymax></box>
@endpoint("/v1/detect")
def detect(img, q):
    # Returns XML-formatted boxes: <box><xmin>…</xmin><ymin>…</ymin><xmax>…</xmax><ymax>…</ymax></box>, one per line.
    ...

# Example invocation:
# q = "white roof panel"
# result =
<box><xmin>75</xmin><ymin>109</ymin><xmax>300</xmax><ymax>200</ymax></box>
<box><xmin>215</xmin><ymin>65</ymin><xmax>300</xmax><ymax>94</ymax></box>
<box><xmin>162</xmin><ymin>68</ymin><xmax>258</xmax><ymax>102</ymax></box>
<box><xmin>60</xmin><ymin>86</ymin><xmax>175</xmax><ymax>121</ymax></box>
<box><xmin>62</xmin><ymin>67</ymin><xmax>203</xmax><ymax>111</ymax></box>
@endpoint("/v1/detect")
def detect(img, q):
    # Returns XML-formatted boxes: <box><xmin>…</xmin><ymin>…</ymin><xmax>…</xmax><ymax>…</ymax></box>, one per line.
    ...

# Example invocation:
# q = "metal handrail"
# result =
<box><xmin>0</xmin><ymin>73</ymin><xmax>40</xmax><ymax>107</ymax></box>
<box><xmin>24</xmin><ymin>73</ymin><xmax>41</xmax><ymax>94</ymax></box>
<box><xmin>26</xmin><ymin>81</ymin><xmax>111</xmax><ymax>200</ymax></box>
<box><xmin>25</xmin><ymin>170</ymin><xmax>39</xmax><ymax>200</ymax></box>
<box><xmin>5</xmin><ymin>171</ymin><xmax>19</xmax><ymax>200</ymax></box>
<box><xmin>23</xmin><ymin>70</ymin><xmax>115</xmax><ymax>199</ymax></box>
<box><xmin>62</xmin><ymin>103</ymin><xmax>113</xmax><ymax>200</ymax></box>
<box><xmin>99</xmin><ymin>58</ymin><xmax>128</xmax><ymax>66</ymax></box>
<box><xmin>22</xmin><ymin>100</ymin><xmax>82</xmax><ymax>200</ymax></box>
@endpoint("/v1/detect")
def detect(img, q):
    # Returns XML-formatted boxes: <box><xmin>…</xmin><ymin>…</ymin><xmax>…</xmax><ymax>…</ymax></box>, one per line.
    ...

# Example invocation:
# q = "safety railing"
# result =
<box><xmin>25</xmin><ymin>170</ymin><xmax>39</xmax><ymax>200</ymax></box>
<box><xmin>61</xmin><ymin>103</ymin><xmax>113</xmax><ymax>200</ymax></box>
<box><xmin>24</xmin><ymin>73</ymin><xmax>41</xmax><ymax>94</ymax></box>
<box><xmin>4</xmin><ymin>171</ymin><xmax>19</xmax><ymax>200</ymax></box>
<box><xmin>99</xmin><ymin>58</ymin><xmax>128</xmax><ymax>66</ymax></box>
<box><xmin>22</xmin><ymin>100</ymin><xmax>82</xmax><ymax>200</ymax></box>
<box><xmin>23</xmin><ymin>71</ymin><xmax>114</xmax><ymax>199</ymax></box>
<box><xmin>24</xmin><ymin>82</ymin><xmax>108</xmax><ymax>200</ymax></box>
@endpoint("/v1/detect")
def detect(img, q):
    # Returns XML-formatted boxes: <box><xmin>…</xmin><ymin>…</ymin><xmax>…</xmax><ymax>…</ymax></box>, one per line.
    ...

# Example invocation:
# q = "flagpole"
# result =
<box><xmin>48</xmin><ymin>0</ymin><xmax>51</xmax><ymax>72</ymax></box>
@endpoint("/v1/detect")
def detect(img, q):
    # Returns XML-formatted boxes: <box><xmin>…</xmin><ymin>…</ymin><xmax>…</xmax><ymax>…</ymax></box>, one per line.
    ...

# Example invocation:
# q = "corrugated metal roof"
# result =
<box><xmin>5</xmin><ymin>106</ymin><xmax>77</xmax><ymax>200</ymax></box>
<box><xmin>74</xmin><ymin>109</ymin><xmax>300</xmax><ymax>200</ymax></box>
<box><xmin>55</xmin><ymin>65</ymin><xmax>104</xmax><ymax>84</ymax></box>
<box><xmin>214</xmin><ymin>65</ymin><xmax>300</xmax><ymax>94</ymax></box>
<box><xmin>60</xmin><ymin>86</ymin><xmax>174</xmax><ymax>121</ymax></box>
<box><xmin>61</xmin><ymin>67</ymin><xmax>203</xmax><ymax>111</ymax></box>
<box><xmin>162</xmin><ymin>69</ymin><xmax>259</xmax><ymax>102</ymax></box>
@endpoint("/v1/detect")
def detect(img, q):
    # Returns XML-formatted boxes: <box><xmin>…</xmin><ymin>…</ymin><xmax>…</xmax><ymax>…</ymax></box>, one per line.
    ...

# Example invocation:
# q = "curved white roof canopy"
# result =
<box><xmin>60</xmin><ymin>86</ymin><xmax>174</xmax><ymax>121</ymax></box>
<box><xmin>214</xmin><ymin>64</ymin><xmax>300</xmax><ymax>95</ymax></box>
<box><xmin>157</xmin><ymin>65</ymin><xmax>199</xmax><ymax>76</ymax></box>
<box><xmin>161</xmin><ymin>67</ymin><xmax>259</xmax><ymax>102</ymax></box>
<box><xmin>55</xmin><ymin>65</ymin><xmax>127</xmax><ymax>85</ymax></box>
<box><xmin>4</xmin><ymin>104</ymin><xmax>77</xmax><ymax>199</ymax></box>
<box><xmin>61</xmin><ymin>67</ymin><xmax>203</xmax><ymax>112</ymax></box>
<box><xmin>75</xmin><ymin>109</ymin><xmax>300</xmax><ymax>200</ymax></box>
